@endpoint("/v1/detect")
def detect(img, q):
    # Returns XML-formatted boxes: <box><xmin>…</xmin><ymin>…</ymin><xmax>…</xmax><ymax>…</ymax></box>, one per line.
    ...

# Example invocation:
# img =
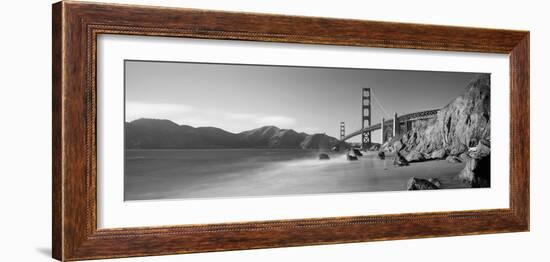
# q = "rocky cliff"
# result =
<box><xmin>385</xmin><ymin>74</ymin><xmax>491</xmax><ymax>188</ymax></box>
<box><xmin>387</xmin><ymin>74</ymin><xmax>491</xmax><ymax>160</ymax></box>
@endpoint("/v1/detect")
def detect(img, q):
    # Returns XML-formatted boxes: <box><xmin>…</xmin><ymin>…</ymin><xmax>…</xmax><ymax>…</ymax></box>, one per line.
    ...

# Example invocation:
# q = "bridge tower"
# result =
<box><xmin>380</xmin><ymin>117</ymin><xmax>385</xmax><ymax>145</ymax></box>
<box><xmin>393</xmin><ymin>112</ymin><xmax>399</xmax><ymax>137</ymax></box>
<box><xmin>361</xmin><ymin>88</ymin><xmax>372</xmax><ymax>150</ymax></box>
<box><xmin>340</xmin><ymin>122</ymin><xmax>345</xmax><ymax>140</ymax></box>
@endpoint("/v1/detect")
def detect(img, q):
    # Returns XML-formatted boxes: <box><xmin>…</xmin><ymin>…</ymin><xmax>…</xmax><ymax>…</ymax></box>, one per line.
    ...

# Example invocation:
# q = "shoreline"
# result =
<box><xmin>125</xmin><ymin>149</ymin><xmax>470</xmax><ymax>200</ymax></box>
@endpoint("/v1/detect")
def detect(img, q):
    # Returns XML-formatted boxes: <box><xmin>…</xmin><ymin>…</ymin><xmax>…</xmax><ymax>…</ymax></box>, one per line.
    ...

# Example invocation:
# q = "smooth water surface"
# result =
<box><xmin>125</xmin><ymin>149</ymin><xmax>467</xmax><ymax>200</ymax></box>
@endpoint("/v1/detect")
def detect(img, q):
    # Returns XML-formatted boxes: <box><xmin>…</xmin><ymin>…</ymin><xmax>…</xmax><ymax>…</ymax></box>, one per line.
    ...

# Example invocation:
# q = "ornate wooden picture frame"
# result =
<box><xmin>52</xmin><ymin>1</ymin><xmax>529</xmax><ymax>261</ymax></box>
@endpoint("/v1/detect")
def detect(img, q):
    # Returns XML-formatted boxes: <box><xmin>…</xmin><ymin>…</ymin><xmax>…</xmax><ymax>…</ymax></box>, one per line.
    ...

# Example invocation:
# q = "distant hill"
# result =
<box><xmin>125</xmin><ymin>118</ymin><xmax>340</xmax><ymax>149</ymax></box>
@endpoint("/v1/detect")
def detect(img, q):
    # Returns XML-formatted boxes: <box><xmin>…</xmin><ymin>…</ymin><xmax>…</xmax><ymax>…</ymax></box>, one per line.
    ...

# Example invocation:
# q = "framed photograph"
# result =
<box><xmin>52</xmin><ymin>1</ymin><xmax>529</xmax><ymax>261</ymax></box>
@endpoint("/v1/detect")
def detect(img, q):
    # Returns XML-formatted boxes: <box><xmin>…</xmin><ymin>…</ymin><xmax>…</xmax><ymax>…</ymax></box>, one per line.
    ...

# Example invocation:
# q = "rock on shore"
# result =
<box><xmin>407</xmin><ymin>177</ymin><xmax>440</xmax><ymax>190</ymax></box>
<box><xmin>458</xmin><ymin>155</ymin><xmax>490</xmax><ymax>187</ymax></box>
<box><xmin>352</xmin><ymin>148</ymin><xmax>363</xmax><ymax>156</ymax></box>
<box><xmin>457</xmin><ymin>141</ymin><xmax>491</xmax><ymax>187</ymax></box>
<box><xmin>347</xmin><ymin>153</ymin><xmax>358</xmax><ymax>161</ymax></box>
<box><xmin>393</xmin><ymin>152</ymin><xmax>409</xmax><ymax>166</ymax></box>
<box><xmin>405</xmin><ymin>150</ymin><xmax>426</xmax><ymax>163</ymax></box>
<box><xmin>430</xmin><ymin>149</ymin><xmax>447</xmax><ymax>159</ymax></box>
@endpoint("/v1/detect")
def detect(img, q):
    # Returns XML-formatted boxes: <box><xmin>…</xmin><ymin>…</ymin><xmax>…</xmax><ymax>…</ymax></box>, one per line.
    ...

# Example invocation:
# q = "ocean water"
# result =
<box><xmin>124</xmin><ymin>149</ymin><xmax>468</xmax><ymax>201</ymax></box>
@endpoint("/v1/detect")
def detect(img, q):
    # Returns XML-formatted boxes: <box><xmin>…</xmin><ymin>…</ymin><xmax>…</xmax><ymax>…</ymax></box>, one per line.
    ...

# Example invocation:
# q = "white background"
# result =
<box><xmin>98</xmin><ymin>35</ymin><xmax>509</xmax><ymax>228</ymax></box>
<box><xmin>0</xmin><ymin>0</ymin><xmax>546</xmax><ymax>261</ymax></box>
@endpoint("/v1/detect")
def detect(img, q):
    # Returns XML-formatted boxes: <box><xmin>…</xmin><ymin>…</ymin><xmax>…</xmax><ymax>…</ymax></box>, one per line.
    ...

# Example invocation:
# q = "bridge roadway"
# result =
<box><xmin>341</xmin><ymin>109</ymin><xmax>440</xmax><ymax>141</ymax></box>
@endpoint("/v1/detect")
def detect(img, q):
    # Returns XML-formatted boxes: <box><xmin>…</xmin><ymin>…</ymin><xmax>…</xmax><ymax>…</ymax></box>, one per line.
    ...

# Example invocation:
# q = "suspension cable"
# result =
<box><xmin>371</xmin><ymin>90</ymin><xmax>391</xmax><ymax>118</ymax></box>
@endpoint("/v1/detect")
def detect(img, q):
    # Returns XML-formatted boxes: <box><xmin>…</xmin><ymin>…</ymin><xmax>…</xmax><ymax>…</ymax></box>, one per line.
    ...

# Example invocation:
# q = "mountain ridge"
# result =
<box><xmin>125</xmin><ymin>118</ymin><xmax>340</xmax><ymax>149</ymax></box>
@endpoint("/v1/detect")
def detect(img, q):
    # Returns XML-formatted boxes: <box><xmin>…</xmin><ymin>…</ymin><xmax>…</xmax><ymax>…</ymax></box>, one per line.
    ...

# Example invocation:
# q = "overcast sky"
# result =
<box><xmin>125</xmin><ymin>60</ymin><xmax>486</xmax><ymax>142</ymax></box>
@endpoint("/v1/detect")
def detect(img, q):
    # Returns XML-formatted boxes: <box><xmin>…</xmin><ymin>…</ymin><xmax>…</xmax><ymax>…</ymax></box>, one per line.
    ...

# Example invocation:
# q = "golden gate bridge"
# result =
<box><xmin>339</xmin><ymin>87</ymin><xmax>440</xmax><ymax>150</ymax></box>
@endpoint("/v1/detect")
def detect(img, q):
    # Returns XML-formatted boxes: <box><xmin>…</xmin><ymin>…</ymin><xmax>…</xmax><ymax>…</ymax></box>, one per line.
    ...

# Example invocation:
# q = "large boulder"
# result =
<box><xmin>430</xmin><ymin>149</ymin><xmax>447</xmax><ymax>160</ymax></box>
<box><xmin>459</xmin><ymin>152</ymin><xmax>471</xmax><ymax>162</ymax></box>
<box><xmin>428</xmin><ymin>178</ymin><xmax>442</xmax><ymax>188</ymax></box>
<box><xmin>393</xmin><ymin>152</ymin><xmax>409</xmax><ymax>166</ymax></box>
<box><xmin>448</xmin><ymin>143</ymin><xmax>468</xmax><ymax>156</ymax></box>
<box><xmin>407</xmin><ymin>177</ymin><xmax>440</xmax><ymax>190</ymax></box>
<box><xmin>469</xmin><ymin>140</ymin><xmax>491</xmax><ymax>159</ymax></box>
<box><xmin>352</xmin><ymin>148</ymin><xmax>363</xmax><ymax>157</ymax></box>
<box><xmin>458</xmin><ymin>155</ymin><xmax>490</xmax><ymax>188</ymax></box>
<box><xmin>405</xmin><ymin>150</ymin><xmax>426</xmax><ymax>162</ymax></box>
<box><xmin>346</xmin><ymin>150</ymin><xmax>359</xmax><ymax>161</ymax></box>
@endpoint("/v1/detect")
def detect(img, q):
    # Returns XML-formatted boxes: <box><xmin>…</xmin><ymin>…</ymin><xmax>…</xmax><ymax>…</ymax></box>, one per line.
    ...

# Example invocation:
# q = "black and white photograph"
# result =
<box><xmin>3</xmin><ymin>0</ymin><xmax>544</xmax><ymax>261</ymax></box>
<box><xmin>124</xmin><ymin>61</ymin><xmax>491</xmax><ymax>200</ymax></box>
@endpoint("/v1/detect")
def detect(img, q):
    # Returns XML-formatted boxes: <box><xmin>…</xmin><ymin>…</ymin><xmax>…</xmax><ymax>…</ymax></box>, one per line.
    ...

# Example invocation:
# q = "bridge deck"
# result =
<box><xmin>341</xmin><ymin>109</ymin><xmax>440</xmax><ymax>141</ymax></box>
